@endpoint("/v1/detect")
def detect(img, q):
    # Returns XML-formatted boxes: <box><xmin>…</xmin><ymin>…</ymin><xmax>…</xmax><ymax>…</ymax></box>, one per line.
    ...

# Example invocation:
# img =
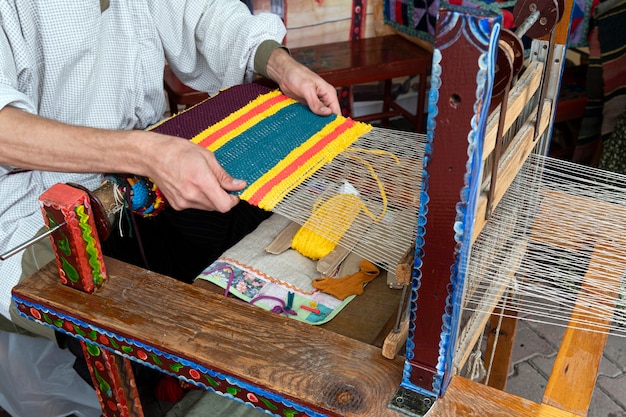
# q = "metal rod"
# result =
<box><xmin>515</xmin><ymin>9</ymin><xmax>540</xmax><ymax>38</ymax></box>
<box><xmin>392</xmin><ymin>284</ymin><xmax>410</xmax><ymax>333</ymax></box>
<box><xmin>0</xmin><ymin>222</ymin><xmax>65</xmax><ymax>261</ymax></box>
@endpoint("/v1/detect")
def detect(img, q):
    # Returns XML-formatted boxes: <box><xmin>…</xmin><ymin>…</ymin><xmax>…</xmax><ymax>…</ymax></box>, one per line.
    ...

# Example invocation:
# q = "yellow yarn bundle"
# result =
<box><xmin>291</xmin><ymin>193</ymin><xmax>363</xmax><ymax>260</ymax></box>
<box><xmin>291</xmin><ymin>147</ymin><xmax>399</xmax><ymax>260</ymax></box>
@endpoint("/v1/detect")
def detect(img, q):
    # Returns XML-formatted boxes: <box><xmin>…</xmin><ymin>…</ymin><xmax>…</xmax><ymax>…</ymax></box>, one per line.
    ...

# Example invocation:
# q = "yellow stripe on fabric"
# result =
<box><xmin>239</xmin><ymin>116</ymin><xmax>350</xmax><ymax>202</ymax></box>
<box><xmin>189</xmin><ymin>90</ymin><xmax>295</xmax><ymax>151</ymax></box>
<box><xmin>241</xmin><ymin>120</ymin><xmax>371</xmax><ymax>210</ymax></box>
<box><xmin>257</xmin><ymin>122</ymin><xmax>372</xmax><ymax>210</ymax></box>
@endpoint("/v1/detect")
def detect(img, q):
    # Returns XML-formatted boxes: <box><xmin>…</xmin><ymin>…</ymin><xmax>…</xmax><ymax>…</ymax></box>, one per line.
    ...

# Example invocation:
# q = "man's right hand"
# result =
<box><xmin>142</xmin><ymin>132</ymin><xmax>245</xmax><ymax>213</ymax></box>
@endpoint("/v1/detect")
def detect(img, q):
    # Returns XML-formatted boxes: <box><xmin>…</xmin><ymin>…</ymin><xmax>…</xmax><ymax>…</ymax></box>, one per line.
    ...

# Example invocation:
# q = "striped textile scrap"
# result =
<box><xmin>189</xmin><ymin>88</ymin><xmax>372</xmax><ymax>211</ymax></box>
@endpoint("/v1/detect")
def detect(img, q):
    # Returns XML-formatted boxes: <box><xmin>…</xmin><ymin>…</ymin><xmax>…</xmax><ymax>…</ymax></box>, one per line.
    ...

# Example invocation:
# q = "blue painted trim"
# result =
<box><xmin>13</xmin><ymin>295</ymin><xmax>329</xmax><ymax>417</ymax></box>
<box><xmin>406</xmin><ymin>6</ymin><xmax>502</xmax><ymax>397</ymax></box>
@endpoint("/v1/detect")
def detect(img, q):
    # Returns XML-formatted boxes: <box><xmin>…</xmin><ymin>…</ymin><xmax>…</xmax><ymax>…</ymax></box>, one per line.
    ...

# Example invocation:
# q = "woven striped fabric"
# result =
<box><xmin>172</xmin><ymin>84</ymin><xmax>372</xmax><ymax>211</ymax></box>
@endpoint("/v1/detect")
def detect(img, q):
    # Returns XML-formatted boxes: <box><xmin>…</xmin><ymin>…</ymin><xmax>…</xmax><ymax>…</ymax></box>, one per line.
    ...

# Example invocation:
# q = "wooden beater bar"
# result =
<box><xmin>399</xmin><ymin>6</ymin><xmax>502</xmax><ymax>404</ymax></box>
<box><xmin>399</xmin><ymin>0</ymin><xmax>578</xmax><ymax>412</ymax></box>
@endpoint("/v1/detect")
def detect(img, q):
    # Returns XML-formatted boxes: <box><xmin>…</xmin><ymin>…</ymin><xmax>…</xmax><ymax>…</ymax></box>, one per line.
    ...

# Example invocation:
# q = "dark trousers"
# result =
<box><xmin>105</xmin><ymin>201</ymin><xmax>271</xmax><ymax>282</ymax></box>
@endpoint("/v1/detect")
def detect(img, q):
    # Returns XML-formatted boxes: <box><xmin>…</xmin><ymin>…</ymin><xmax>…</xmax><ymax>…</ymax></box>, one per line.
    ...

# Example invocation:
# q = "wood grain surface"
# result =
<box><xmin>13</xmin><ymin>257</ymin><xmax>406</xmax><ymax>416</ymax></box>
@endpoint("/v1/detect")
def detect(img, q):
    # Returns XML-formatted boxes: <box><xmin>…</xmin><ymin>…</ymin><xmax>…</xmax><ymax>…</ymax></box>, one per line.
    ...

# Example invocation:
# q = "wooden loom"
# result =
<box><xmin>10</xmin><ymin>1</ymin><xmax>616</xmax><ymax>416</ymax></box>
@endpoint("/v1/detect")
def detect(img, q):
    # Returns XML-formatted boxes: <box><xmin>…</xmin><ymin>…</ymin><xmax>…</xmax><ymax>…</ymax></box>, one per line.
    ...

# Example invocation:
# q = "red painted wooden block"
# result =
<box><xmin>38</xmin><ymin>183</ymin><xmax>107</xmax><ymax>293</ymax></box>
<box><xmin>82</xmin><ymin>342</ymin><xmax>144</xmax><ymax>417</ymax></box>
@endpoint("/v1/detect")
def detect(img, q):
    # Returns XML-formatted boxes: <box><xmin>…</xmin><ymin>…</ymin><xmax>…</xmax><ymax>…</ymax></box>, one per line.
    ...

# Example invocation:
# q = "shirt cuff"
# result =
<box><xmin>254</xmin><ymin>39</ymin><xmax>289</xmax><ymax>79</ymax></box>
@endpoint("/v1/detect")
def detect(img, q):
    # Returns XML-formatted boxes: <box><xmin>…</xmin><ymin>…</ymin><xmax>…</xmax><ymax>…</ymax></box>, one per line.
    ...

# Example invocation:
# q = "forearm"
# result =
<box><xmin>254</xmin><ymin>39</ymin><xmax>288</xmax><ymax>79</ymax></box>
<box><xmin>0</xmin><ymin>105</ymin><xmax>245</xmax><ymax>213</ymax></box>
<box><xmin>264</xmin><ymin>47</ymin><xmax>294</xmax><ymax>86</ymax></box>
<box><xmin>0</xmin><ymin>106</ymin><xmax>157</xmax><ymax>177</ymax></box>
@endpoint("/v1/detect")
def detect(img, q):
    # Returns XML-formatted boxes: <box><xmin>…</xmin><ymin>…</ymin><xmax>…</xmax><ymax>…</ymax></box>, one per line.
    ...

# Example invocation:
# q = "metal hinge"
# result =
<box><xmin>388</xmin><ymin>387</ymin><xmax>437</xmax><ymax>417</ymax></box>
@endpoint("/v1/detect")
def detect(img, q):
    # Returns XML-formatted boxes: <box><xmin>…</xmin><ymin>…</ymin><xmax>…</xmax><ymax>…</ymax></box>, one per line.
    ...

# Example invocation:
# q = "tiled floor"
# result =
<box><xmin>506</xmin><ymin>320</ymin><xmax>626</xmax><ymax>417</ymax></box>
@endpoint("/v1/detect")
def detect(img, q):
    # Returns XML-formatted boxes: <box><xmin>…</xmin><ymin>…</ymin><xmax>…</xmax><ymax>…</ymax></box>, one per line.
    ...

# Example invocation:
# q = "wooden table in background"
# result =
<box><xmin>291</xmin><ymin>35</ymin><xmax>432</xmax><ymax>131</ymax></box>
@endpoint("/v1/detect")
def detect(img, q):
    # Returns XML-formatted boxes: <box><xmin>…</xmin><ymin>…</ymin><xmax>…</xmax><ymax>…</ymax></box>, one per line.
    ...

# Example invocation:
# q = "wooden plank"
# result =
<box><xmin>482</xmin><ymin>61</ymin><xmax>544</xmax><ymax>161</ymax></box>
<box><xmin>12</xmin><ymin>257</ymin><xmax>406</xmax><ymax>417</ymax></box>
<box><xmin>524</xmin><ymin>190</ymin><xmax>625</xmax><ymax>414</ymax></box>
<box><xmin>542</xmin><ymin>242</ymin><xmax>622</xmax><ymax>415</ymax></box>
<box><xmin>382</xmin><ymin>315</ymin><xmax>409</xmax><ymax>360</ymax></box>
<box><xmin>531</xmin><ymin>189</ymin><xmax>626</xmax><ymax>250</ymax></box>
<box><xmin>472</xmin><ymin>99</ymin><xmax>552</xmax><ymax>243</ymax></box>
<box><xmin>483</xmin><ymin>310</ymin><xmax>519</xmax><ymax>391</ymax></box>
<box><xmin>432</xmin><ymin>376</ymin><xmax>581</xmax><ymax>417</ymax></box>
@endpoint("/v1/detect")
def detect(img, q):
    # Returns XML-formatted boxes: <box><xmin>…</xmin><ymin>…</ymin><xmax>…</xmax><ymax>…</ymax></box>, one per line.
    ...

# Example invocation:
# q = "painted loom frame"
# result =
<box><xmin>10</xmin><ymin>1</ymin><xmax>592</xmax><ymax>416</ymax></box>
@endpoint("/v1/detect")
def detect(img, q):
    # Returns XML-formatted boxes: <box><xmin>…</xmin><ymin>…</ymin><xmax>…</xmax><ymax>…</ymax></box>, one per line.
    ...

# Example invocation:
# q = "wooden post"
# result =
<box><xmin>483</xmin><ymin>307</ymin><xmax>519</xmax><ymax>390</ymax></box>
<box><xmin>403</xmin><ymin>5</ymin><xmax>501</xmax><ymax>399</ymax></box>
<box><xmin>37</xmin><ymin>182</ymin><xmax>143</xmax><ymax>416</ymax></box>
<box><xmin>82</xmin><ymin>342</ymin><xmax>145</xmax><ymax>417</ymax></box>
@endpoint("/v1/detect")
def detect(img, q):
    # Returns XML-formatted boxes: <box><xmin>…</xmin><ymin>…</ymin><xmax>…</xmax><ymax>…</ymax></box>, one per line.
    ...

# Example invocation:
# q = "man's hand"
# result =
<box><xmin>150</xmin><ymin>50</ymin><xmax>343</xmax><ymax>212</ymax></box>
<box><xmin>265</xmin><ymin>48</ymin><xmax>341</xmax><ymax>116</ymax></box>
<box><xmin>148</xmin><ymin>49</ymin><xmax>343</xmax><ymax>212</ymax></box>
<box><xmin>143</xmin><ymin>132</ymin><xmax>245</xmax><ymax>213</ymax></box>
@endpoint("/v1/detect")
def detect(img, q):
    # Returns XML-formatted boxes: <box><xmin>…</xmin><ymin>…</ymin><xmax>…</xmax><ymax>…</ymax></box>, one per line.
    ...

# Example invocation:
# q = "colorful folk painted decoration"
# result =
<box><xmin>38</xmin><ymin>183</ymin><xmax>107</xmax><ymax>293</ymax></box>
<box><xmin>11</xmin><ymin>296</ymin><xmax>316</xmax><ymax>417</ymax></box>
<box><xmin>81</xmin><ymin>342</ymin><xmax>143</xmax><ymax>417</ymax></box>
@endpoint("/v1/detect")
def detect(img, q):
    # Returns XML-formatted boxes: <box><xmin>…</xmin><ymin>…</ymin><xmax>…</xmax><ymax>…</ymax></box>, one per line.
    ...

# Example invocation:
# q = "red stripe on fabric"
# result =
<box><xmin>602</xmin><ymin>55</ymin><xmax>626</xmax><ymax>95</ymax></box>
<box><xmin>395</xmin><ymin>1</ymin><xmax>403</xmax><ymax>23</ymax></box>
<box><xmin>247</xmin><ymin>119</ymin><xmax>355</xmax><ymax>205</ymax></box>
<box><xmin>196</xmin><ymin>94</ymin><xmax>289</xmax><ymax>149</ymax></box>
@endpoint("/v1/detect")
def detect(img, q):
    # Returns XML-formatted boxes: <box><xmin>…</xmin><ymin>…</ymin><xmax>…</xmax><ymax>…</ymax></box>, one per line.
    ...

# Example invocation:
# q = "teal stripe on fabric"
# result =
<box><xmin>214</xmin><ymin>104</ymin><xmax>337</xmax><ymax>194</ymax></box>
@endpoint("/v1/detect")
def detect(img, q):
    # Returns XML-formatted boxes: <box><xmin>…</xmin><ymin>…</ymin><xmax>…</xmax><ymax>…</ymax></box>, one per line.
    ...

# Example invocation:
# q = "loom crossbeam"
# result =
<box><xmin>11</xmin><ymin>249</ymin><xmax>605</xmax><ymax>417</ymax></box>
<box><xmin>13</xmin><ymin>257</ymin><xmax>408</xmax><ymax>417</ymax></box>
<box><xmin>483</xmin><ymin>61</ymin><xmax>545</xmax><ymax>160</ymax></box>
<box><xmin>431</xmin><ymin>376</ymin><xmax>580</xmax><ymax>416</ymax></box>
<box><xmin>474</xmin><ymin>99</ymin><xmax>553</xmax><ymax>242</ymax></box>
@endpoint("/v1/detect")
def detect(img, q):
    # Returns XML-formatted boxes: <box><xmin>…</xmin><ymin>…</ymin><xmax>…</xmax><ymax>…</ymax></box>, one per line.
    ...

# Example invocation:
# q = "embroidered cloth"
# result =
<box><xmin>196</xmin><ymin>214</ymin><xmax>356</xmax><ymax>325</ymax></box>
